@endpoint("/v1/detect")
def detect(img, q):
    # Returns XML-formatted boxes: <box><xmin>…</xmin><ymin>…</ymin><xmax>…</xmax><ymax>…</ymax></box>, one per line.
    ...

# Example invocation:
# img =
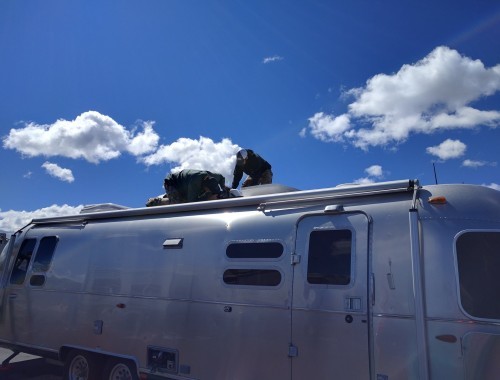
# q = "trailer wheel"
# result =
<box><xmin>64</xmin><ymin>350</ymin><xmax>103</xmax><ymax>380</ymax></box>
<box><xmin>103</xmin><ymin>358</ymin><xmax>139</xmax><ymax>380</ymax></box>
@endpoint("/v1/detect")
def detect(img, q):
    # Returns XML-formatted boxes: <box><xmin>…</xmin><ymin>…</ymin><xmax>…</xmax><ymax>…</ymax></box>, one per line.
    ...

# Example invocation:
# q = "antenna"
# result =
<box><xmin>433</xmin><ymin>163</ymin><xmax>438</xmax><ymax>185</ymax></box>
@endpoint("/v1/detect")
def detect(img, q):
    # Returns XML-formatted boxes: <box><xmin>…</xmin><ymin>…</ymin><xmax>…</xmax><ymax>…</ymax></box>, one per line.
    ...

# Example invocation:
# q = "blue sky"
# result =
<box><xmin>1</xmin><ymin>0</ymin><xmax>499</xmax><ymax>234</ymax></box>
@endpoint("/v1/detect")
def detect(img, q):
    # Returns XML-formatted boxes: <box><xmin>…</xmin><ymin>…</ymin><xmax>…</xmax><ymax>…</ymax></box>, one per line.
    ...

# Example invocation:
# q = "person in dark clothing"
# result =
<box><xmin>146</xmin><ymin>169</ymin><xmax>228</xmax><ymax>206</ymax></box>
<box><xmin>164</xmin><ymin>169</ymin><xmax>227</xmax><ymax>204</ymax></box>
<box><xmin>231</xmin><ymin>149</ymin><xmax>273</xmax><ymax>189</ymax></box>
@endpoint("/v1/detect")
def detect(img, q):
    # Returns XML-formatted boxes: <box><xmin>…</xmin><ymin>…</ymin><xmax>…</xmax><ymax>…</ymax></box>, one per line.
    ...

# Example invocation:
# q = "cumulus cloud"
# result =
<box><xmin>365</xmin><ymin>164</ymin><xmax>383</xmax><ymax>177</ymax></box>
<box><xmin>2</xmin><ymin>111</ymin><xmax>159</xmax><ymax>163</ymax></box>
<box><xmin>42</xmin><ymin>161</ymin><xmax>75</xmax><ymax>183</ymax></box>
<box><xmin>354</xmin><ymin>164</ymin><xmax>385</xmax><ymax>184</ymax></box>
<box><xmin>263</xmin><ymin>55</ymin><xmax>284</xmax><ymax>64</ymax></box>
<box><xmin>303</xmin><ymin>46</ymin><xmax>500</xmax><ymax>149</ymax></box>
<box><xmin>2</xmin><ymin>112</ymin><xmax>244</xmax><ymax>191</ymax></box>
<box><xmin>426</xmin><ymin>139</ymin><xmax>466</xmax><ymax>160</ymax></box>
<box><xmin>0</xmin><ymin>204</ymin><xmax>83</xmax><ymax>235</ymax></box>
<box><xmin>307</xmin><ymin>113</ymin><xmax>351</xmax><ymax>142</ymax></box>
<box><xmin>141</xmin><ymin>136</ymin><xmax>241</xmax><ymax>184</ymax></box>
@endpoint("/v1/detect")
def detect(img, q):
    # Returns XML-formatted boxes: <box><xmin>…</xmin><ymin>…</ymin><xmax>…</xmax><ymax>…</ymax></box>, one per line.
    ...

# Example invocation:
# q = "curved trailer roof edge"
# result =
<box><xmin>30</xmin><ymin>179</ymin><xmax>419</xmax><ymax>225</ymax></box>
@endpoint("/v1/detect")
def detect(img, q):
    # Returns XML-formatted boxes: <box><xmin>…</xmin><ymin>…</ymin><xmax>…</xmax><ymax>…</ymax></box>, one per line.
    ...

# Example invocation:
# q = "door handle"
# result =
<box><xmin>8</xmin><ymin>294</ymin><xmax>17</xmax><ymax>299</ymax></box>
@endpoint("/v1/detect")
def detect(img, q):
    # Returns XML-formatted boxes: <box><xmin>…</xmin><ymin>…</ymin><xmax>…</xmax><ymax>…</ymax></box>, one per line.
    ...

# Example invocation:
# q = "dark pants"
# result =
<box><xmin>241</xmin><ymin>169</ymin><xmax>273</xmax><ymax>188</ymax></box>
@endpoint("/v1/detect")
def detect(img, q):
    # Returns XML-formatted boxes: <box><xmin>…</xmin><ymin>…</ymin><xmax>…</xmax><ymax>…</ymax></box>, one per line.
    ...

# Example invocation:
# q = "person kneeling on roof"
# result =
<box><xmin>231</xmin><ymin>149</ymin><xmax>272</xmax><ymax>189</ymax></box>
<box><xmin>146</xmin><ymin>169</ymin><xmax>229</xmax><ymax>206</ymax></box>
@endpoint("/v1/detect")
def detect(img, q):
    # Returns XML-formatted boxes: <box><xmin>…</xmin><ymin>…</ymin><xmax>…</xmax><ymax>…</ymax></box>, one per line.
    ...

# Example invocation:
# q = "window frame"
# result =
<box><xmin>306</xmin><ymin>227</ymin><xmax>355</xmax><ymax>287</ymax></box>
<box><xmin>222</xmin><ymin>267</ymin><xmax>283</xmax><ymax>287</ymax></box>
<box><xmin>454</xmin><ymin>229</ymin><xmax>500</xmax><ymax>321</ymax></box>
<box><xmin>9</xmin><ymin>238</ymin><xmax>37</xmax><ymax>286</ymax></box>
<box><xmin>222</xmin><ymin>239</ymin><xmax>286</xmax><ymax>289</ymax></box>
<box><xmin>9</xmin><ymin>235</ymin><xmax>59</xmax><ymax>287</ymax></box>
<box><xmin>31</xmin><ymin>235</ymin><xmax>59</xmax><ymax>273</ymax></box>
<box><xmin>225</xmin><ymin>239</ymin><xmax>285</xmax><ymax>261</ymax></box>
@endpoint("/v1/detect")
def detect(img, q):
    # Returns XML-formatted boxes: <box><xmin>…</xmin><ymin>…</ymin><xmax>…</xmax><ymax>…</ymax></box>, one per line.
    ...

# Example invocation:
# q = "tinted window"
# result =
<box><xmin>32</xmin><ymin>236</ymin><xmax>58</xmax><ymax>272</ymax></box>
<box><xmin>307</xmin><ymin>229</ymin><xmax>352</xmax><ymax>285</ymax></box>
<box><xmin>223</xmin><ymin>269</ymin><xmax>282</xmax><ymax>286</ymax></box>
<box><xmin>10</xmin><ymin>238</ymin><xmax>37</xmax><ymax>285</ymax></box>
<box><xmin>456</xmin><ymin>231</ymin><xmax>500</xmax><ymax>319</ymax></box>
<box><xmin>226</xmin><ymin>242</ymin><xmax>283</xmax><ymax>259</ymax></box>
<box><xmin>30</xmin><ymin>274</ymin><xmax>46</xmax><ymax>287</ymax></box>
<box><xmin>0</xmin><ymin>237</ymin><xmax>9</xmax><ymax>275</ymax></box>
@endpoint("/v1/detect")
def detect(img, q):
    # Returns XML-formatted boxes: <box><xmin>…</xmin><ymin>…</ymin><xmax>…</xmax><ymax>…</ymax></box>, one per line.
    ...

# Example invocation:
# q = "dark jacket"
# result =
<box><xmin>232</xmin><ymin>149</ymin><xmax>271</xmax><ymax>189</ymax></box>
<box><xmin>164</xmin><ymin>169</ymin><xmax>225</xmax><ymax>203</ymax></box>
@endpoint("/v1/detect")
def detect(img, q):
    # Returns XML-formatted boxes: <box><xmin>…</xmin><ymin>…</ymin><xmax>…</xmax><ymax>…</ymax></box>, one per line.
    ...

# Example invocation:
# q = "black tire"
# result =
<box><xmin>64</xmin><ymin>349</ymin><xmax>103</xmax><ymax>380</ymax></box>
<box><xmin>103</xmin><ymin>358</ymin><xmax>139</xmax><ymax>380</ymax></box>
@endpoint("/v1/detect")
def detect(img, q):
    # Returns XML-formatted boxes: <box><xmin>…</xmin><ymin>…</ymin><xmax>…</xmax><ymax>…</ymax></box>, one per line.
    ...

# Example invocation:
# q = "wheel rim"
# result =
<box><xmin>68</xmin><ymin>354</ymin><xmax>89</xmax><ymax>380</ymax></box>
<box><xmin>108</xmin><ymin>362</ymin><xmax>133</xmax><ymax>380</ymax></box>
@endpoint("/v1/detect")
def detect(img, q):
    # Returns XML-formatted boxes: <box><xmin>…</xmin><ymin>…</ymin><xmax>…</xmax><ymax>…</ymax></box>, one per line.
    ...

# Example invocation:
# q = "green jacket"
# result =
<box><xmin>164</xmin><ymin>169</ymin><xmax>225</xmax><ymax>202</ymax></box>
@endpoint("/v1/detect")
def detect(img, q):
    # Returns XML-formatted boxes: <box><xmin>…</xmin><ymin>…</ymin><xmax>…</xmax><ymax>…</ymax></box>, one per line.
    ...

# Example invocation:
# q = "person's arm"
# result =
<box><xmin>232</xmin><ymin>164</ymin><xmax>243</xmax><ymax>189</ymax></box>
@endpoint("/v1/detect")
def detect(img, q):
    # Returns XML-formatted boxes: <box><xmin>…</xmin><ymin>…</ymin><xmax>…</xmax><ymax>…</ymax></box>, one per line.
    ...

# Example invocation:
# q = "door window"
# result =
<box><xmin>307</xmin><ymin>229</ymin><xmax>352</xmax><ymax>285</ymax></box>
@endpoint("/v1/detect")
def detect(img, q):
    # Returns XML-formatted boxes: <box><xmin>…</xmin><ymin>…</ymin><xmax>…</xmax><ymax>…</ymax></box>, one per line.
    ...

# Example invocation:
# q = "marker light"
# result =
<box><xmin>428</xmin><ymin>196</ymin><xmax>447</xmax><ymax>204</ymax></box>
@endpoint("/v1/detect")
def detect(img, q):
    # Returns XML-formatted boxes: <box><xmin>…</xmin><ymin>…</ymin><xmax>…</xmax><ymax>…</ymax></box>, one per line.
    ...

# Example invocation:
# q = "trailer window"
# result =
<box><xmin>226</xmin><ymin>242</ymin><xmax>283</xmax><ymax>259</ymax></box>
<box><xmin>10</xmin><ymin>238</ymin><xmax>37</xmax><ymax>285</ymax></box>
<box><xmin>0</xmin><ymin>237</ymin><xmax>9</xmax><ymax>275</ymax></box>
<box><xmin>32</xmin><ymin>236</ymin><xmax>58</xmax><ymax>272</ymax></box>
<box><xmin>456</xmin><ymin>231</ymin><xmax>500</xmax><ymax>320</ymax></box>
<box><xmin>223</xmin><ymin>269</ymin><xmax>282</xmax><ymax>286</ymax></box>
<box><xmin>307</xmin><ymin>229</ymin><xmax>352</xmax><ymax>285</ymax></box>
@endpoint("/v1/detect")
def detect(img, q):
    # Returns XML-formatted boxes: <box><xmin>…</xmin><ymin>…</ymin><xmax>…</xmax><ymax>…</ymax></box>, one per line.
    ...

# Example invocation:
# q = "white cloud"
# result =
<box><xmin>485</xmin><ymin>183</ymin><xmax>500</xmax><ymax>191</ymax></box>
<box><xmin>353</xmin><ymin>177</ymin><xmax>375</xmax><ymax>185</ymax></box>
<box><xmin>462</xmin><ymin>159</ymin><xmax>497</xmax><ymax>168</ymax></box>
<box><xmin>263</xmin><ymin>55</ymin><xmax>284</xmax><ymax>64</ymax></box>
<box><xmin>0</xmin><ymin>204</ymin><xmax>83</xmax><ymax>235</ymax></box>
<box><xmin>2</xmin><ymin>111</ymin><xmax>159</xmax><ymax>163</ymax></box>
<box><xmin>354</xmin><ymin>165</ymin><xmax>385</xmax><ymax>184</ymax></box>
<box><xmin>307</xmin><ymin>112</ymin><xmax>351</xmax><ymax>142</ymax></box>
<box><xmin>426</xmin><ymin>139</ymin><xmax>466</xmax><ymax>160</ymax></box>
<box><xmin>141</xmin><ymin>136</ymin><xmax>241</xmax><ymax>184</ymax></box>
<box><xmin>304</xmin><ymin>46</ymin><xmax>500</xmax><ymax>149</ymax></box>
<box><xmin>42</xmin><ymin>161</ymin><xmax>75</xmax><ymax>183</ymax></box>
<box><xmin>127</xmin><ymin>121</ymin><xmax>160</xmax><ymax>156</ymax></box>
<box><xmin>3</xmin><ymin>112</ymin><xmax>244</xmax><ymax>186</ymax></box>
<box><xmin>365</xmin><ymin>164</ymin><xmax>383</xmax><ymax>177</ymax></box>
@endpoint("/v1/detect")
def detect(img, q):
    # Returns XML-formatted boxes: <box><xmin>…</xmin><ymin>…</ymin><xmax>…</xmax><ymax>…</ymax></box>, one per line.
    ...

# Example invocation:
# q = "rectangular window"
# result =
<box><xmin>307</xmin><ymin>229</ymin><xmax>352</xmax><ymax>285</ymax></box>
<box><xmin>32</xmin><ymin>236</ymin><xmax>58</xmax><ymax>272</ymax></box>
<box><xmin>10</xmin><ymin>238</ymin><xmax>37</xmax><ymax>285</ymax></box>
<box><xmin>456</xmin><ymin>231</ymin><xmax>500</xmax><ymax>319</ymax></box>
<box><xmin>226</xmin><ymin>242</ymin><xmax>283</xmax><ymax>259</ymax></box>
<box><xmin>223</xmin><ymin>269</ymin><xmax>282</xmax><ymax>286</ymax></box>
<box><xmin>0</xmin><ymin>236</ymin><xmax>9</xmax><ymax>275</ymax></box>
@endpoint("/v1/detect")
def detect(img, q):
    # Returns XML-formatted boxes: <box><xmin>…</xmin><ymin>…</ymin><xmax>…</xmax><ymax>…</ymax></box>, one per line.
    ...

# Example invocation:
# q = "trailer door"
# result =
<box><xmin>291</xmin><ymin>213</ymin><xmax>370</xmax><ymax>379</ymax></box>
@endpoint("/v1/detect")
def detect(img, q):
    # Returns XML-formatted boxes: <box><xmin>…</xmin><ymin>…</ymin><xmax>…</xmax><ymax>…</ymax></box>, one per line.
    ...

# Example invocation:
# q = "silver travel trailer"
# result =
<box><xmin>0</xmin><ymin>179</ymin><xmax>499</xmax><ymax>380</ymax></box>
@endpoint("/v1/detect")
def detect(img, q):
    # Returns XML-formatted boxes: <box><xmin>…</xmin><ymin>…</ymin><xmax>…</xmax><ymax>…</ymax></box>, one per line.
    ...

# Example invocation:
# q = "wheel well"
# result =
<box><xmin>59</xmin><ymin>346</ymin><xmax>139</xmax><ymax>372</ymax></box>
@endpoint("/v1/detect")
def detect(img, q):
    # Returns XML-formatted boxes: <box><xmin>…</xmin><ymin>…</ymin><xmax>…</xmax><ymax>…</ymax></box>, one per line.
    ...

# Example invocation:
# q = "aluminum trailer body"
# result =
<box><xmin>0</xmin><ymin>180</ymin><xmax>499</xmax><ymax>380</ymax></box>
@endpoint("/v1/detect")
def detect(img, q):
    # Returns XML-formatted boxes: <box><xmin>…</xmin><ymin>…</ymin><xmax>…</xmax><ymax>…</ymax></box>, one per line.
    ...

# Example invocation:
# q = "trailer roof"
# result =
<box><xmin>27</xmin><ymin>179</ymin><xmax>418</xmax><ymax>226</ymax></box>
